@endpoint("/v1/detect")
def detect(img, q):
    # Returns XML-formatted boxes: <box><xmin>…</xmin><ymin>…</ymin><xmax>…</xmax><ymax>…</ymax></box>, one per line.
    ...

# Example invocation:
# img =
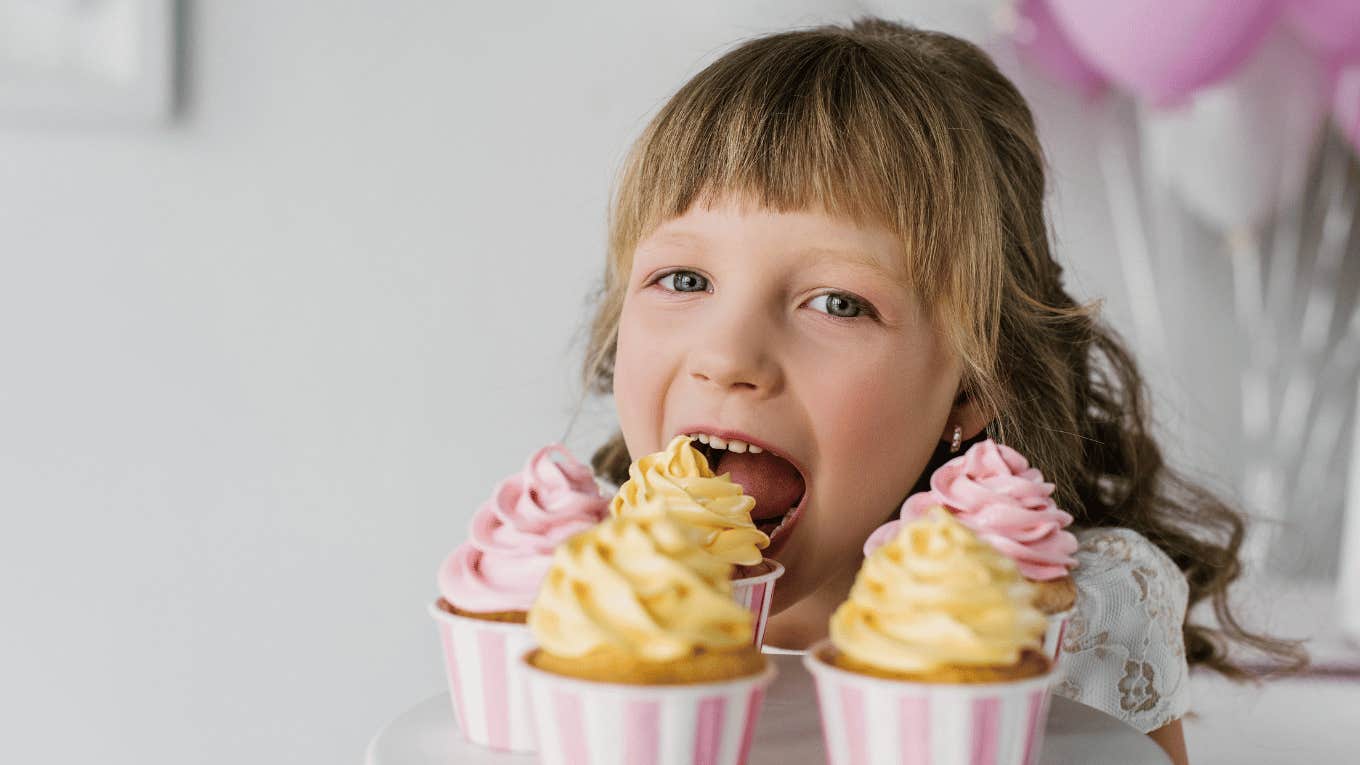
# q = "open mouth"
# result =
<box><xmin>757</xmin><ymin>492</ymin><xmax>807</xmax><ymax>558</ymax></box>
<box><xmin>687</xmin><ymin>435</ymin><xmax>808</xmax><ymax>554</ymax></box>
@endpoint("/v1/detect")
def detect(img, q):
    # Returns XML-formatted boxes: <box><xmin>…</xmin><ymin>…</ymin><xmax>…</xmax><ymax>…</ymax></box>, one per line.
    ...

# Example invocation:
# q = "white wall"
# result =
<box><xmin>0</xmin><ymin>2</ymin><xmax>1331</xmax><ymax>764</ymax></box>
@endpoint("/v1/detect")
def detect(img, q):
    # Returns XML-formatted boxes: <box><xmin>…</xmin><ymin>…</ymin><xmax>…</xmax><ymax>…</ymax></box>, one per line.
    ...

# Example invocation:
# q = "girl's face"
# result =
<box><xmin>613</xmin><ymin>193</ymin><xmax>964</xmax><ymax>614</ymax></box>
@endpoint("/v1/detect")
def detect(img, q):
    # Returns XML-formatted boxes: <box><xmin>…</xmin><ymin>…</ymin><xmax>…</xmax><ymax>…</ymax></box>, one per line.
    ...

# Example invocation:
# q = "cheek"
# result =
<box><xmin>818</xmin><ymin>379</ymin><xmax>935</xmax><ymax>518</ymax></box>
<box><xmin>612</xmin><ymin>304</ymin><xmax>669</xmax><ymax>457</ymax></box>
<box><xmin>825</xmin><ymin>374</ymin><xmax>941</xmax><ymax>461</ymax></box>
<box><xmin>804</xmin><ymin>343</ymin><xmax>955</xmax><ymax>523</ymax></box>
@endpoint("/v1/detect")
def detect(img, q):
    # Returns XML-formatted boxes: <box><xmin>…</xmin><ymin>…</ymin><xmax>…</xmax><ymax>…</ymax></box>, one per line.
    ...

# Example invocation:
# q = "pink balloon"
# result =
<box><xmin>1337</xmin><ymin>65</ymin><xmax>1360</xmax><ymax>155</ymax></box>
<box><xmin>1046</xmin><ymin>0</ymin><xmax>1283</xmax><ymax>106</ymax></box>
<box><xmin>1143</xmin><ymin>30</ymin><xmax>1329</xmax><ymax>230</ymax></box>
<box><xmin>1288</xmin><ymin>0</ymin><xmax>1360</xmax><ymax>62</ymax></box>
<box><xmin>1011</xmin><ymin>0</ymin><xmax>1107</xmax><ymax>100</ymax></box>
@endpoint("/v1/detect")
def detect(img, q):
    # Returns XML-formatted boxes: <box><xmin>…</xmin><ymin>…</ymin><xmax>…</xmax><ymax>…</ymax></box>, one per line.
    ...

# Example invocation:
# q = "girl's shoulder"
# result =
<box><xmin>1068</xmin><ymin>526</ymin><xmax>1189</xmax><ymax>604</ymax></box>
<box><xmin>1055</xmin><ymin>526</ymin><xmax>1191</xmax><ymax>733</ymax></box>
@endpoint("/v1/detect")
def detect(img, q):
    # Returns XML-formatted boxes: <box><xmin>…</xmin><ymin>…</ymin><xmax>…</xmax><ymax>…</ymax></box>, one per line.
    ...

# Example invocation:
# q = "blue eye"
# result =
<box><xmin>808</xmin><ymin>292</ymin><xmax>872</xmax><ymax>319</ymax></box>
<box><xmin>658</xmin><ymin>270</ymin><xmax>709</xmax><ymax>293</ymax></box>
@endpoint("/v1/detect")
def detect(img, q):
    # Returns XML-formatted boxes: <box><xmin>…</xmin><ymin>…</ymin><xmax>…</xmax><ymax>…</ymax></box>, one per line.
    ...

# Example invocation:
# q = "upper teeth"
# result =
<box><xmin>687</xmin><ymin>433</ymin><xmax>762</xmax><ymax>453</ymax></box>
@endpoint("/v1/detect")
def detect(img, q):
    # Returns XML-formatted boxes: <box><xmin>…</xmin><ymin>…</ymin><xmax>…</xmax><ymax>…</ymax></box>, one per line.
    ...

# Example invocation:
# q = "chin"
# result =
<box><xmin>767</xmin><ymin>582</ymin><xmax>798</xmax><ymax>616</ymax></box>
<box><xmin>764</xmin><ymin>548</ymin><xmax>814</xmax><ymax>616</ymax></box>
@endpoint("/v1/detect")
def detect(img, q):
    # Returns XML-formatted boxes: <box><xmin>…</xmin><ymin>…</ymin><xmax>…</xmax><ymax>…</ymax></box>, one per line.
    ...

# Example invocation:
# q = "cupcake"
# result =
<box><xmin>523</xmin><ymin>514</ymin><xmax>775</xmax><ymax>765</ymax></box>
<box><xmin>806</xmin><ymin>508</ymin><xmax>1054</xmax><ymax>765</ymax></box>
<box><xmin>610</xmin><ymin>435</ymin><xmax>784</xmax><ymax>645</ymax></box>
<box><xmin>868</xmin><ymin>439</ymin><xmax>1079</xmax><ymax>662</ymax></box>
<box><xmin>430</xmin><ymin>443</ymin><xmax>608</xmax><ymax>752</ymax></box>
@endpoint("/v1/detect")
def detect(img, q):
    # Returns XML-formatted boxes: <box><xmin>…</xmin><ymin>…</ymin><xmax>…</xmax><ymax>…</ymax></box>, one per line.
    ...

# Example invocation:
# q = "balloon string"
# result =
<box><xmin>1261</xmin><ymin>110</ymin><xmax>1318</xmax><ymax>461</ymax></box>
<box><xmin>1233</xmin><ymin>227</ymin><xmax>1279</xmax><ymax>565</ymax></box>
<box><xmin>1229</xmin><ymin>230</ymin><xmax>1269</xmax><ymax>449</ymax></box>
<box><xmin>1296</xmin><ymin>308</ymin><xmax>1360</xmax><ymax>501</ymax></box>
<box><xmin>1297</xmin><ymin>147</ymin><xmax>1354</xmax><ymax>354</ymax></box>
<box><xmin>1099</xmin><ymin>107</ymin><xmax>1167</xmax><ymax>366</ymax></box>
<box><xmin>1274</xmin><ymin>141</ymin><xmax>1360</xmax><ymax>562</ymax></box>
<box><xmin>1263</xmin><ymin>116</ymin><xmax>1311</xmax><ymax>339</ymax></box>
<box><xmin>1274</xmin><ymin>139</ymin><xmax>1358</xmax><ymax>462</ymax></box>
<box><xmin>1293</xmin><ymin>194</ymin><xmax>1360</xmax><ymax>454</ymax></box>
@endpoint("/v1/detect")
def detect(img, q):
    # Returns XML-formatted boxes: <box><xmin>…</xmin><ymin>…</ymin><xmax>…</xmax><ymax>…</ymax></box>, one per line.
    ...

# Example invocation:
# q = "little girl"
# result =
<box><xmin>572</xmin><ymin>18</ymin><xmax>1302</xmax><ymax>765</ymax></box>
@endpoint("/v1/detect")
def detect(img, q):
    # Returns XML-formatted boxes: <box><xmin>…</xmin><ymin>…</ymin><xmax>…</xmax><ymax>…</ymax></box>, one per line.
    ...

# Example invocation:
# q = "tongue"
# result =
<box><xmin>714</xmin><ymin>450</ymin><xmax>805</xmax><ymax>520</ymax></box>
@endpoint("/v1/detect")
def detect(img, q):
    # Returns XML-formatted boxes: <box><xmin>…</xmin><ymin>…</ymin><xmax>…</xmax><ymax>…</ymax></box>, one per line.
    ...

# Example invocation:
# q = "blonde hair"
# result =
<box><xmin>578</xmin><ymin>18</ymin><xmax>1304</xmax><ymax>678</ymax></box>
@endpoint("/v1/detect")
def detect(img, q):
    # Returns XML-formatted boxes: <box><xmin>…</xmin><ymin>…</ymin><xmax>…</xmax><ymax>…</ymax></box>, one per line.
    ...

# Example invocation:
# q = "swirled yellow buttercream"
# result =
<box><xmin>830</xmin><ymin>507</ymin><xmax>1047</xmax><ymax>673</ymax></box>
<box><xmin>608</xmin><ymin>435</ymin><xmax>769</xmax><ymax>566</ymax></box>
<box><xmin>527</xmin><ymin>514</ymin><xmax>754</xmax><ymax>661</ymax></box>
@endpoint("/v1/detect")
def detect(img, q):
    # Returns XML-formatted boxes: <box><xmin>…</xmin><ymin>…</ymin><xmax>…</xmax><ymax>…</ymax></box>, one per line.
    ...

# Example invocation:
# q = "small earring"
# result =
<box><xmin>949</xmin><ymin>425</ymin><xmax>963</xmax><ymax>454</ymax></box>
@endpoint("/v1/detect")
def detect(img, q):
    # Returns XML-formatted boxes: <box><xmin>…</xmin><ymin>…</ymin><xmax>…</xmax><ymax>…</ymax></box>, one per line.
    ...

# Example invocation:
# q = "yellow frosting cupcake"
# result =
<box><xmin>828</xmin><ymin>507</ymin><xmax>1050</xmax><ymax>683</ymax></box>
<box><xmin>609</xmin><ymin>435</ymin><xmax>769</xmax><ymax>567</ymax></box>
<box><xmin>527</xmin><ymin>514</ymin><xmax>766</xmax><ymax>684</ymax></box>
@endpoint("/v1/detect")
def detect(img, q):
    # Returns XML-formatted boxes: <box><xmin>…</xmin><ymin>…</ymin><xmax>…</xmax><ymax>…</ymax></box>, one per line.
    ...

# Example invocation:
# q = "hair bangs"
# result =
<box><xmin>613</xmin><ymin>29</ymin><xmax>987</xmax><ymax>302</ymax></box>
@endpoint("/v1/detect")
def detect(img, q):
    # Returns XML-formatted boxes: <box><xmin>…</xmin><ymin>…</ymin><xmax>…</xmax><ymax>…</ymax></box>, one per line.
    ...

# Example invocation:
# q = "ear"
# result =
<box><xmin>937</xmin><ymin>388</ymin><xmax>989</xmax><ymax>446</ymax></box>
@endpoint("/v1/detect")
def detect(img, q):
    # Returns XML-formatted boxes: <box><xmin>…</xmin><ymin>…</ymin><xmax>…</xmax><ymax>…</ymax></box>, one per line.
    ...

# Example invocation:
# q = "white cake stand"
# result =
<box><xmin>367</xmin><ymin>653</ymin><xmax>1169</xmax><ymax>765</ymax></box>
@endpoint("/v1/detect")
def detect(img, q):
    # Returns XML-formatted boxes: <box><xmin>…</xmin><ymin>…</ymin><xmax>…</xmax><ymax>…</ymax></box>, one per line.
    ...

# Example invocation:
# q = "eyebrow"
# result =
<box><xmin>640</xmin><ymin>231</ymin><xmax>907</xmax><ymax>284</ymax></box>
<box><xmin>637</xmin><ymin>231</ymin><xmax>705</xmax><ymax>251</ymax></box>
<box><xmin>796</xmin><ymin>245</ymin><xmax>909</xmax><ymax>285</ymax></box>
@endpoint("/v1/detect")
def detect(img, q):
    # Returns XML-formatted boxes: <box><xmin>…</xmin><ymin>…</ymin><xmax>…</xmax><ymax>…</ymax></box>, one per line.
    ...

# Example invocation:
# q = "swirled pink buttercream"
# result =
<box><xmin>437</xmin><ymin>444</ymin><xmax>608</xmax><ymax>612</ymax></box>
<box><xmin>865</xmin><ymin>439</ymin><xmax>1078</xmax><ymax>581</ymax></box>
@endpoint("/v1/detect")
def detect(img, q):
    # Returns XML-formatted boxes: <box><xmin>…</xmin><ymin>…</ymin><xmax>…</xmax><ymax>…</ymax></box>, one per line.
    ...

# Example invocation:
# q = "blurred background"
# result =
<box><xmin>1</xmin><ymin>1</ymin><xmax>1357</xmax><ymax>763</ymax></box>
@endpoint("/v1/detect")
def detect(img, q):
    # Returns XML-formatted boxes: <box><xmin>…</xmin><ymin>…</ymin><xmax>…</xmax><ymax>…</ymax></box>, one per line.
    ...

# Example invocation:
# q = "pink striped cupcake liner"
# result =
<box><xmin>427</xmin><ymin>601</ymin><xmax>538</xmax><ymax>753</ymax></box>
<box><xmin>803</xmin><ymin>641</ymin><xmax>1054</xmax><ymax>765</ymax></box>
<box><xmin>1042</xmin><ymin>608</ymin><xmax>1074</xmax><ymax>666</ymax></box>
<box><xmin>522</xmin><ymin>652</ymin><xmax>777</xmax><ymax>765</ymax></box>
<box><xmin>731</xmin><ymin>559</ymin><xmax>783</xmax><ymax>648</ymax></box>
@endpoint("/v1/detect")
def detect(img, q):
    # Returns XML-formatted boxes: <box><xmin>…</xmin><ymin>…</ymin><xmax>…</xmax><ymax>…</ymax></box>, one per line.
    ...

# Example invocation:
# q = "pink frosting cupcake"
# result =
<box><xmin>430</xmin><ymin>443</ymin><xmax>609</xmax><ymax>753</ymax></box>
<box><xmin>437</xmin><ymin>443</ymin><xmax>610</xmax><ymax>619</ymax></box>
<box><xmin>866</xmin><ymin>439</ymin><xmax>1079</xmax><ymax>617</ymax></box>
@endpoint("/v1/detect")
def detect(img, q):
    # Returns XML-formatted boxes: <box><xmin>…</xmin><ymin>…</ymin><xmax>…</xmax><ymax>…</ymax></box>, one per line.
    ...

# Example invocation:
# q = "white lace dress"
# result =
<box><xmin>1053</xmin><ymin>527</ymin><xmax>1191</xmax><ymax>734</ymax></box>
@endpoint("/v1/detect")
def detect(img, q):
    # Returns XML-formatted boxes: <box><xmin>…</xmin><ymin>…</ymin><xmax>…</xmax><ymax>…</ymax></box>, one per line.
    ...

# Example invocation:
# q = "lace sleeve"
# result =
<box><xmin>1051</xmin><ymin>527</ymin><xmax>1190</xmax><ymax>734</ymax></box>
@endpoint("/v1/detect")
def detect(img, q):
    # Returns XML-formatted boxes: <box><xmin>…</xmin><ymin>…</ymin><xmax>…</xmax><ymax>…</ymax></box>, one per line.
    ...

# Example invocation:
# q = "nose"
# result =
<box><xmin>686</xmin><ymin>313</ymin><xmax>783</xmax><ymax>397</ymax></box>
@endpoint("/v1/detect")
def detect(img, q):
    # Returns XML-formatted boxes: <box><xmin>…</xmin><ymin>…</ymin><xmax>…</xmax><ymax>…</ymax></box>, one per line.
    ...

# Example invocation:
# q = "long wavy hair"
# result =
<box><xmin>576</xmin><ymin>18</ymin><xmax>1305</xmax><ymax>678</ymax></box>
